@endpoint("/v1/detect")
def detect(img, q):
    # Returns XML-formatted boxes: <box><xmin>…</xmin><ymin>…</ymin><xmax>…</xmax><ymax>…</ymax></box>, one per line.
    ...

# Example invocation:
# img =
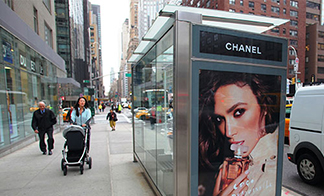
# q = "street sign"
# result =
<box><xmin>125</xmin><ymin>73</ymin><xmax>131</xmax><ymax>77</ymax></box>
<box><xmin>83</xmin><ymin>80</ymin><xmax>90</xmax><ymax>83</ymax></box>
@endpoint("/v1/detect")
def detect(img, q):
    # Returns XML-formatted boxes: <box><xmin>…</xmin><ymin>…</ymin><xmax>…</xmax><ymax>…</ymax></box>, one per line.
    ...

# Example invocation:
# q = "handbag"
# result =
<box><xmin>113</xmin><ymin>116</ymin><xmax>118</xmax><ymax>121</ymax></box>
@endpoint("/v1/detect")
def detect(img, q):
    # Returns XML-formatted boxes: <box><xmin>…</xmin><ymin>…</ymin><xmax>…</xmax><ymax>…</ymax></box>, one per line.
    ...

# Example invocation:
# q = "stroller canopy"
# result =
<box><xmin>63</xmin><ymin>125</ymin><xmax>86</xmax><ymax>139</ymax></box>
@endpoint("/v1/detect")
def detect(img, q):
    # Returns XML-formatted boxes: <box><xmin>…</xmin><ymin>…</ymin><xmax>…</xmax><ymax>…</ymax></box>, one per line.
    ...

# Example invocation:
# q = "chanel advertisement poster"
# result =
<box><xmin>198</xmin><ymin>70</ymin><xmax>281</xmax><ymax>196</ymax></box>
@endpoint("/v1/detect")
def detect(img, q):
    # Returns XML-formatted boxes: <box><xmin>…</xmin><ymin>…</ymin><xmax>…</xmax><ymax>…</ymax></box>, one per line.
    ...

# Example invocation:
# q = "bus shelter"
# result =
<box><xmin>129</xmin><ymin>5</ymin><xmax>288</xmax><ymax>196</ymax></box>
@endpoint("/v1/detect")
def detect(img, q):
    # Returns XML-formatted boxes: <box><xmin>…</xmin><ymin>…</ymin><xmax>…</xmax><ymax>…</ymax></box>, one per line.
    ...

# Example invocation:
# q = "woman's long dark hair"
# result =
<box><xmin>73</xmin><ymin>97</ymin><xmax>89</xmax><ymax>117</ymax></box>
<box><xmin>199</xmin><ymin>70</ymin><xmax>281</xmax><ymax>169</ymax></box>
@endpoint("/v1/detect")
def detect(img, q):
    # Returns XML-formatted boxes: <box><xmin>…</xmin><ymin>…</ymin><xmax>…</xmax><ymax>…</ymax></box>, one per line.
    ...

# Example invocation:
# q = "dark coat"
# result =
<box><xmin>106</xmin><ymin>112</ymin><xmax>117</xmax><ymax>121</ymax></box>
<box><xmin>31</xmin><ymin>108</ymin><xmax>57</xmax><ymax>131</ymax></box>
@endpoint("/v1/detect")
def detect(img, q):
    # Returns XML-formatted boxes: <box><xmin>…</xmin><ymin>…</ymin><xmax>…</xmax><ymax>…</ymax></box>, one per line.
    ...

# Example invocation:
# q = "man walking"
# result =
<box><xmin>31</xmin><ymin>101</ymin><xmax>57</xmax><ymax>155</ymax></box>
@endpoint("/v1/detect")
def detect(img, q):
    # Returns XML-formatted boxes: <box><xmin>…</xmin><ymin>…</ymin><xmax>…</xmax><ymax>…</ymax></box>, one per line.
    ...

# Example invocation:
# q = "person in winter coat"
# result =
<box><xmin>31</xmin><ymin>101</ymin><xmax>57</xmax><ymax>155</ymax></box>
<box><xmin>106</xmin><ymin>109</ymin><xmax>117</xmax><ymax>131</ymax></box>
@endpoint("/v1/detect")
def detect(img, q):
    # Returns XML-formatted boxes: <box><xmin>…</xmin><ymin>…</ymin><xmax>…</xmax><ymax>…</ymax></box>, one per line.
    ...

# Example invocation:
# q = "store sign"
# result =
<box><xmin>40</xmin><ymin>64</ymin><xmax>44</xmax><ymax>75</ymax></box>
<box><xmin>31</xmin><ymin>60</ymin><xmax>36</xmax><ymax>72</ymax></box>
<box><xmin>200</xmin><ymin>31</ymin><xmax>283</xmax><ymax>62</ymax></box>
<box><xmin>2</xmin><ymin>41</ymin><xmax>13</xmax><ymax>64</ymax></box>
<box><xmin>20</xmin><ymin>54</ymin><xmax>27</xmax><ymax>67</ymax></box>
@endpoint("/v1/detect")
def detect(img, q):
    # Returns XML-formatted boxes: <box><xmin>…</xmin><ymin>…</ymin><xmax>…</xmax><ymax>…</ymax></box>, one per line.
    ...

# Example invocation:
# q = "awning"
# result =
<box><xmin>57</xmin><ymin>77</ymin><xmax>80</xmax><ymax>88</ymax></box>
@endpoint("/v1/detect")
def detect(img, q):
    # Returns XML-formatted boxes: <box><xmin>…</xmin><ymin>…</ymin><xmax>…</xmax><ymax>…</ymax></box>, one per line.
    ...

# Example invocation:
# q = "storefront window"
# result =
<box><xmin>0</xmin><ymin>27</ymin><xmax>59</xmax><ymax>150</ymax></box>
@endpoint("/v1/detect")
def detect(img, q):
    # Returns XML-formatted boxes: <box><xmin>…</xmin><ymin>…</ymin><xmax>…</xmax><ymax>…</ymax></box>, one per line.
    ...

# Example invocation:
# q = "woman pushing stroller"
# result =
<box><xmin>62</xmin><ymin>97</ymin><xmax>92</xmax><ymax>175</ymax></box>
<box><xmin>70</xmin><ymin>97</ymin><xmax>92</xmax><ymax>151</ymax></box>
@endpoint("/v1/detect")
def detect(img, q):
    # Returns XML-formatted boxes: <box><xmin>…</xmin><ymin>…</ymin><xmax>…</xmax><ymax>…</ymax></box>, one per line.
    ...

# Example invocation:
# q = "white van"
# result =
<box><xmin>287</xmin><ymin>85</ymin><xmax>324</xmax><ymax>185</ymax></box>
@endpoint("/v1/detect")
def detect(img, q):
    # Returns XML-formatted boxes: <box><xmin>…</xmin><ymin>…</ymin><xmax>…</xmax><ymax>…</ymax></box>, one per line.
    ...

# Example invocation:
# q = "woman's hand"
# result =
<box><xmin>213</xmin><ymin>167</ymin><xmax>250</xmax><ymax>196</ymax></box>
<box><xmin>82</xmin><ymin>124</ymin><xmax>86</xmax><ymax>127</ymax></box>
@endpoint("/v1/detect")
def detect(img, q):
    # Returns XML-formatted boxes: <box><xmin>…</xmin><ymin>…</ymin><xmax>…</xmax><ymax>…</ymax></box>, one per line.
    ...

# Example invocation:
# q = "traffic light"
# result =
<box><xmin>291</xmin><ymin>77</ymin><xmax>295</xmax><ymax>84</ymax></box>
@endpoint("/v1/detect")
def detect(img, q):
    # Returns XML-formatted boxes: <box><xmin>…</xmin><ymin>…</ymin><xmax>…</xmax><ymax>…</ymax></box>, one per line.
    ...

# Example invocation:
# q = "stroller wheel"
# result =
<box><xmin>61</xmin><ymin>159</ymin><xmax>65</xmax><ymax>171</ymax></box>
<box><xmin>63</xmin><ymin>165</ymin><xmax>67</xmax><ymax>176</ymax></box>
<box><xmin>88</xmin><ymin>157</ymin><xmax>92</xmax><ymax>169</ymax></box>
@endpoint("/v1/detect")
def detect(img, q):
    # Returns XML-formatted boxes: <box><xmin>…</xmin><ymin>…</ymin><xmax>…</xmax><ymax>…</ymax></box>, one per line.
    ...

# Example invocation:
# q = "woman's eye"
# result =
<box><xmin>214</xmin><ymin>116</ymin><xmax>223</xmax><ymax>125</ymax></box>
<box><xmin>234</xmin><ymin>108</ymin><xmax>245</xmax><ymax>117</ymax></box>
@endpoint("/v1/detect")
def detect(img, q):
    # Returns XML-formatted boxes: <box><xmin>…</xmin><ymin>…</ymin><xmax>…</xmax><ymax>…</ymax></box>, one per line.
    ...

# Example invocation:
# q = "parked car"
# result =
<box><xmin>62</xmin><ymin>108</ymin><xmax>71</xmax><ymax>122</ymax></box>
<box><xmin>284</xmin><ymin>104</ymin><xmax>292</xmax><ymax>144</ymax></box>
<box><xmin>287</xmin><ymin>85</ymin><xmax>324</xmax><ymax>185</ymax></box>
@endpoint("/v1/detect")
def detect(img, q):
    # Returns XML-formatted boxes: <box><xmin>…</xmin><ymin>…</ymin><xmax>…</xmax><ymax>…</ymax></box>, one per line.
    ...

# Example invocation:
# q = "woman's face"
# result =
<box><xmin>79</xmin><ymin>98</ymin><xmax>86</xmax><ymax>107</ymax></box>
<box><xmin>213</xmin><ymin>84</ymin><xmax>265</xmax><ymax>157</ymax></box>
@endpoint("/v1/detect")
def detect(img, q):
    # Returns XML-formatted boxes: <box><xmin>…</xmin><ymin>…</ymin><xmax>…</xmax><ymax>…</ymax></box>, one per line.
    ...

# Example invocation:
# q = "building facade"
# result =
<box><xmin>181</xmin><ymin>0</ymin><xmax>307</xmax><ymax>83</ymax></box>
<box><xmin>305</xmin><ymin>1</ymin><xmax>324</xmax><ymax>83</ymax></box>
<box><xmin>91</xmin><ymin>4</ymin><xmax>104</xmax><ymax>99</ymax></box>
<box><xmin>0</xmin><ymin>0</ymin><xmax>66</xmax><ymax>155</ymax></box>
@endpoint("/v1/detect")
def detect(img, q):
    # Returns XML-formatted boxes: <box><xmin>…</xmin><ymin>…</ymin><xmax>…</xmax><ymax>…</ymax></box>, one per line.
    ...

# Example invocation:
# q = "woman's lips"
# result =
<box><xmin>231</xmin><ymin>141</ymin><xmax>244</xmax><ymax>145</ymax></box>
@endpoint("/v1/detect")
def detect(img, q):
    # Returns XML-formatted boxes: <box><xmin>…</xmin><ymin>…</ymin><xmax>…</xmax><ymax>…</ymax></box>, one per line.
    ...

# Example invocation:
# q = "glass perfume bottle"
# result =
<box><xmin>219</xmin><ymin>144</ymin><xmax>250</xmax><ymax>191</ymax></box>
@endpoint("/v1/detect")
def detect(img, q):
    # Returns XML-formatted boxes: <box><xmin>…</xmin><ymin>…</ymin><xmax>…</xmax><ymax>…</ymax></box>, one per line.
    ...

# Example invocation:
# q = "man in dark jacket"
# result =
<box><xmin>31</xmin><ymin>101</ymin><xmax>57</xmax><ymax>155</ymax></box>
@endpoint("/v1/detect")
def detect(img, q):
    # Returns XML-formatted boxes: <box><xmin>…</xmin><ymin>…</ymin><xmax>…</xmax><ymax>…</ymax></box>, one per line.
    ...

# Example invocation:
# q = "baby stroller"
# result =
<box><xmin>61</xmin><ymin>125</ymin><xmax>92</xmax><ymax>175</ymax></box>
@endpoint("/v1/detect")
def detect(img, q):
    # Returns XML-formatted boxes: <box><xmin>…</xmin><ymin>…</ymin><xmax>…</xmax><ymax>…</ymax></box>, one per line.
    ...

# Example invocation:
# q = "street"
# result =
<box><xmin>282</xmin><ymin>144</ymin><xmax>324</xmax><ymax>196</ymax></box>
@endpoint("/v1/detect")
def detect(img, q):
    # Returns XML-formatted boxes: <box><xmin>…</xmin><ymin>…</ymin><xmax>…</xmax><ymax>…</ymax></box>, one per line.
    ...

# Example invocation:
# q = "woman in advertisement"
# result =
<box><xmin>198</xmin><ymin>70</ymin><xmax>281</xmax><ymax>196</ymax></box>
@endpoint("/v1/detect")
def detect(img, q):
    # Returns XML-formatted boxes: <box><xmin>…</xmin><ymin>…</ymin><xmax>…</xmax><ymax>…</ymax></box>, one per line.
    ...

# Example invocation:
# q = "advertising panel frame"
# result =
<box><xmin>191</xmin><ymin>25</ymin><xmax>287</xmax><ymax>196</ymax></box>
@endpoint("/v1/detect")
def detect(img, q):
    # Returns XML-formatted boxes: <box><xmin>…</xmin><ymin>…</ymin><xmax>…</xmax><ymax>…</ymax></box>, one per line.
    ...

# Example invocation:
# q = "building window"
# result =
<box><xmin>229</xmin><ymin>0</ymin><xmax>235</xmax><ymax>5</ymax></box>
<box><xmin>206</xmin><ymin>0</ymin><xmax>210</xmax><ymax>7</ymax></box>
<box><xmin>283</xmin><ymin>28</ymin><xmax>286</xmax><ymax>34</ymax></box>
<box><xmin>306</xmin><ymin>57</ymin><xmax>309</xmax><ymax>63</ymax></box>
<box><xmin>33</xmin><ymin>7</ymin><xmax>38</xmax><ymax>34</ymax></box>
<box><xmin>319</xmin><ymin>31</ymin><xmax>324</xmax><ymax>38</ymax></box>
<box><xmin>290</xmin><ymin>10</ymin><xmax>298</xmax><ymax>17</ymax></box>
<box><xmin>306</xmin><ymin>1</ymin><xmax>320</xmax><ymax>10</ymax></box>
<box><xmin>261</xmin><ymin>4</ymin><xmax>266</xmax><ymax>12</ymax></box>
<box><xmin>229</xmin><ymin>9</ymin><xmax>235</xmax><ymax>12</ymax></box>
<box><xmin>42</xmin><ymin>0</ymin><xmax>51</xmax><ymax>12</ymax></box>
<box><xmin>271</xmin><ymin>27</ymin><xmax>280</xmax><ymax>33</ymax></box>
<box><xmin>44</xmin><ymin>23</ymin><xmax>53</xmax><ymax>48</ymax></box>
<box><xmin>290</xmin><ymin>40</ymin><xmax>298</xmax><ymax>46</ymax></box>
<box><xmin>290</xmin><ymin>30</ymin><xmax>298</xmax><ymax>36</ymax></box>
<box><xmin>240</xmin><ymin>0</ymin><xmax>243</xmax><ymax>6</ymax></box>
<box><xmin>289</xmin><ymin>59</ymin><xmax>295</xmax><ymax>65</ymax></box>
<box><xmin>318</xmin><ymin>67</ymin><xmax>324</xmax><ymax>74</ymax></box>
<box><xmin>249</xmin><ymin>1</ymin><xmax>254</xmax><ymax>9</ymax></box>
<box><xmin>290</xmin><ymin>1</ymin><xmax>298</xmax><ymax>8</ymax></box>
<box><xmin>290</xmin><ymin>20</ymin><xmax>298</xmax><ymax>26</ymax></box>
<box><xmin>283</xmin><ymin>8</ymin><xmax>286</xmax><ymax>14</ymax></box>
<box><xmin>289</xmin><ymin>49</ymin><xmax>296</xmax><ymax>56</ymax></box>
<box><xmin>318</xmin><ymin>55</ymin><xmax>324</xmax><ymax>62</ymax></box>
<box><xmin>271</xmin><ymin>6</ymin><xmax>280</xmax><ymax>14</ymax></box>
<box><xmin>318</xmin><ymin>43</ymin><xmax>324</xmax><ymax>50</ymax></box>
<box><xmin>306</xmin><ymin>13</ymin><xmax>319</xmax><ymax>21</ymax></box>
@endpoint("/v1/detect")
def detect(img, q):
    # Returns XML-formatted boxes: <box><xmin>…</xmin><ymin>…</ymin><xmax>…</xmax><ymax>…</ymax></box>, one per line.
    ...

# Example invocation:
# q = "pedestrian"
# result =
<box><xmin>70</xmin><ymin>97</ymin><xmax>92</xmax><ymax>151</ymax></box>
<box><xmin>106</xmin><ymin>109</ymin><xmax>117</xmax><ymax>131</ymax></box>
<box><xmin>99</xmin><ymin>104</ymin><xmax>102</xmax><ymax>112</ymax></box>
<box><xmin>102</xmin><ymin>104</ymin><xmax>106</xmax><ymax>112</ymax></box>
<box><xmin>31</xmin><ymin>101</ymin><xmax>57</xmax><ymax>155</ymax></box>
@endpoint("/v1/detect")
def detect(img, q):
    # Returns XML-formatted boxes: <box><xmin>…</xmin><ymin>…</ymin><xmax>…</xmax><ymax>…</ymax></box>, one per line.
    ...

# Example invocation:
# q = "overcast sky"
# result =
<box><xmin>89</xmin><ymin>0</ymin><xmax>130</xmax><ymax>92</ymax></box>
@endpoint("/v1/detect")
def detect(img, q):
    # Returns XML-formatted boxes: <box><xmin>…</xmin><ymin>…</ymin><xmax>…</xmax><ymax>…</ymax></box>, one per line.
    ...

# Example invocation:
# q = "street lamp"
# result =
<box><xmin>288</xmin><ymin>45</ymin><xmax>299</xmax><ymax>90</ymax></box>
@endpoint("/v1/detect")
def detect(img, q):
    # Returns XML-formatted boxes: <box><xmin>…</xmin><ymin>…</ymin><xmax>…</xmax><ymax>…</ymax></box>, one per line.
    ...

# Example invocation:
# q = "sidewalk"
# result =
<box><xmin>0</xmin><ymin>111</ymin><xmax>302</xmax><ymax>196</ymax></box>
<box><xmin>0</xmin><ymin>112</ymin><xmax>154</xmax><ymax>196</ymax></box>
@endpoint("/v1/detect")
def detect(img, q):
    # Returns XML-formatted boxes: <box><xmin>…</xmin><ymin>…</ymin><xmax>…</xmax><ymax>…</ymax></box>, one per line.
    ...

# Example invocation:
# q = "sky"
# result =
<box><xmin>89</xmin><ymin>0</ymin><xmax>130</xmax><ymax>92</ymax></box>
